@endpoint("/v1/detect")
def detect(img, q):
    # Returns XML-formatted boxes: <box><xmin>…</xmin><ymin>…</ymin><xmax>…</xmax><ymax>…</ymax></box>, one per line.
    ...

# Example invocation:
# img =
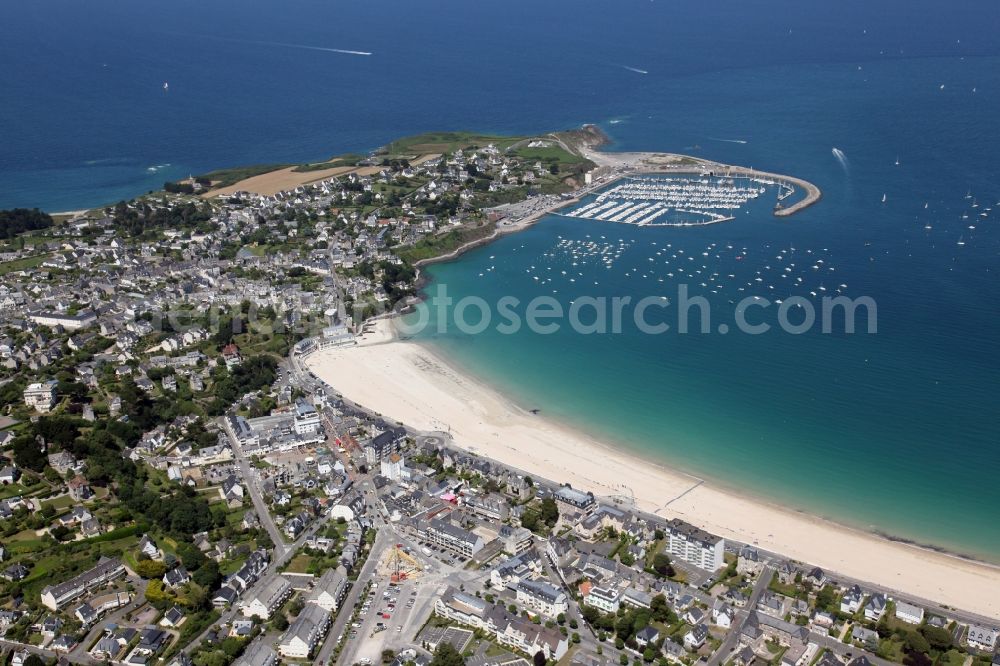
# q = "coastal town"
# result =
<box><xmin>0</xmin><ymin>128</ymin><xmax>996</xmax><ymax>666</ymax></box>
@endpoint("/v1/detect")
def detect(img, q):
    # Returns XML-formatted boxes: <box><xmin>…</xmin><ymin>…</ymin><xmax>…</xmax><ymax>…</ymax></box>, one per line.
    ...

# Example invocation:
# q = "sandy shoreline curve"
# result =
<box><xmin>306</xmin><ymin>318</ymin><xmax>1000</xmax><ymax>620</ymax></box>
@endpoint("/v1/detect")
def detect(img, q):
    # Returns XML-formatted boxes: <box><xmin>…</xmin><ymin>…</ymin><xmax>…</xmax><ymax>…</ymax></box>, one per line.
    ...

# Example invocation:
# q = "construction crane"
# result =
<box><xmin>387</xmin><ymin>544</ymin><xmax>420</xmax><ymax>583</ymax></box>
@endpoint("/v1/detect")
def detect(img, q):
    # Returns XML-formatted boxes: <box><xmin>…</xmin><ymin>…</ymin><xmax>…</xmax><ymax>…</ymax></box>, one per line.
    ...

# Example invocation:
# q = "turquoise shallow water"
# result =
<box><xmin>411</xmin><ymin>55</ymin><xmax>1000</xmax><ymax>562</ymax></box>
<box><xmin>3</xmin><ymin>0</ymin><xmax>999</xmax><ymax>560</ymax></box>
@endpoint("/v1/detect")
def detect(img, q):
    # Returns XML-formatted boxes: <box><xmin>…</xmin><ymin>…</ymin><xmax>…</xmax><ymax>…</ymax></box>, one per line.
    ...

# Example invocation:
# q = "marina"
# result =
<box><xmin>563</xmin><ymin>175</ymin><xmax>783</xmax><ymax>227</ymax></box>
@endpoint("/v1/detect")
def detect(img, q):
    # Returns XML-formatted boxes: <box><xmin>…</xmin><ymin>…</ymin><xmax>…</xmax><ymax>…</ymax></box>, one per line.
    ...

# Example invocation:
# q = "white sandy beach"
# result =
<box><xmin>307</xmin><ymin>318</ymin><xmax>1000</xmax><ymax>620</ymax></box>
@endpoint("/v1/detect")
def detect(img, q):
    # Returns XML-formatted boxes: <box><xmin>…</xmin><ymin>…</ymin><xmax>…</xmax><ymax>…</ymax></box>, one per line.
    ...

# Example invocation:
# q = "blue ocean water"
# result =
<box><xmin>414</xmin><ymin>50</ymin><xmax>1000</xmax><ymax>560</ymax></box>
<box><xmin>3</xmin><ymin>1</ymin><xmax>999</xmax><ymax>558</ymax></box>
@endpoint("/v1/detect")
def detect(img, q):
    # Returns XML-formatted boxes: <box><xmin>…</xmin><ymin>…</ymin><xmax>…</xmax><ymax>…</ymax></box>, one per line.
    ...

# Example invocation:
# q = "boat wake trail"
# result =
<box><xmin>831</xmin><ymin>147</ymin><xmax>850</xmax><ymax>172</ymax></box>
<box><xmin>709</xmin><ymin>137</ymin><xmax>748</xmax><ymax>144</ymax></box>
<box><xmin>621</xmin><ymin>65</ymin><xmax>649</xmax><ymax>75</ymax></box>
<box><xmin>187</xmin><ymin>33</ymin><xmax>374</xmax><ymax>56</ymax></box>
<box><xmin>253</xmin><ymin>40</ymin><xmax>372</xmax><ymax>56</ymax></box>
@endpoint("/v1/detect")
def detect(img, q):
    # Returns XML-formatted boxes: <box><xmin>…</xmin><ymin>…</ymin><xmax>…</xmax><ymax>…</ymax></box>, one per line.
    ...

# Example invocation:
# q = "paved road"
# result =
<box><xmin>68</xmin><ymin>579</ymin><xmax>147</xmax><ymax>662</ymax></box>
<box><xmin>315</xmin><ymin>528</ymin><xmax>394</xmax><ymax>665</ymax></box>
<box><xmin>808</xmin><ymin>629</ymin><xmax>898</xmax><ymax>666</ymax></box>
<box><xmin>222</xmin><ymin>417</ymin><xmax>288</xmax><ymax>557</ymax></box>
<box><xmin>182</xmin><ymin>508</ymin><xmax>332</xmax><ymax>656</ymax></box>
<box><xmin>707</xmin><ymin>565</ymin><xmax>773</xmax><ymax>666</ymax></box>
<box><xmin>0</xmin><ymin>638</ymin><xmax>63</xmax><ymax>663</ymax></box>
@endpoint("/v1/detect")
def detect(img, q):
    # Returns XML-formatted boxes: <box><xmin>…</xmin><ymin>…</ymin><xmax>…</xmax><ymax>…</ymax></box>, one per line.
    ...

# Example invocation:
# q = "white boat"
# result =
<box><xmin>163</xmin><ymin>82</ymin><xmax>169</xmax><ymax>90</ymax></box>
<box><xmin>957</xmin><ymin>235</ymin><xmax>965</xmax><ymax>246</ymax></box>
<box><xmin>881</xmin><ymin>193</ymin><xmax>887</xmax><ymax>204</ymax></box>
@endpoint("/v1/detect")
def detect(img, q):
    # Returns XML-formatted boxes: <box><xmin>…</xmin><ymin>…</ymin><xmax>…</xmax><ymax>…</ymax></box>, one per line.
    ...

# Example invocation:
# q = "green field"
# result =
<box><xmin>292</xmin><ymin>154</ymin><xmax>364</xmax><ymax>172</ymax></box>
<box><xmin>384</xmin><ymin>131</ymin><xmax>527</xmax><ymax>155</ymax></box>
<box><xmin>0</xmin><ymin>254</ymin><xmax>48</xmax><ymax>275</ymax></box>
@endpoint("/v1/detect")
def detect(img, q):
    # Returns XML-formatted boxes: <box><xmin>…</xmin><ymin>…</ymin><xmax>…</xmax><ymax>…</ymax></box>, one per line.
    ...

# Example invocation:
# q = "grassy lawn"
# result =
<box><xmin>41</xmin><ymin>494</ymin><xmax>76</xmax><ymax>510</ymax></box>
<box><xmin>283</xmin><ymin>553</ymin><xmax>313</xmax><ymax>574</ymax></box>
<box><xmin>0</xmin><ymin>254</ymin><xmax>48</xmax><ymax>274</ymax></box>
<box><xmin>220</xmin><ymin>556</ymin><xmax>247</xmax><ymax>576</ymax></box>
<box><xmin>385</xmin><ymin>131</ymin><xmax>525</xmax><ymax>155</ymax></box>
<box><xmin>768</xmin><ymin>574</ymin><xmax>805</xmax><ymax>599</ymax></box>
<box><xmin>292</xmin><ymin>154</ymin><xmax>363</xmax><ymax>172</ymax></box>
<box><xmin>513</xmin><ymin>144</ymin><xmax>587</xmax><ymax>166</ymax></box>
<box><xmin>876</xmin><ymin>637</ymin><xmax>906</xmax><ymax>662</ymax></box>
<box><xmin>0</xmin><ymin>481</ymin><xmax>44</xmax><ymax>499</ymax></box>
<box><xmin>226</xmin><ymin>508</ymin><xmax>248</xmax><ymax>525</ymax></box>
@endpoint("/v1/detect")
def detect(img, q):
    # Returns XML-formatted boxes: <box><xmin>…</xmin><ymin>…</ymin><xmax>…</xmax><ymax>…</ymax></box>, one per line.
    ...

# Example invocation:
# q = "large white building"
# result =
<box><xmin>306</xmin><ymin>568</ymin><xmax>348</xmax><ymax>612</ymax></box>
<box><xmin>665</xmin><ymin>518</ymin><xmax>725</xmax><ymax>571</ymax></box>
<box><xmin>29</xmin><ymin>310</ymin><xmax>96</xmax><ymax>331</ymax></box>
<box><xmin>293</xmin><ymin>400</ymin><xmax>322</xmax><ymax>436</ymax></box>
<box><xmin>240</xmin><ymin>577</ymin><xmax>292</xmax><ymax>620</ymax></box>
<box><xmin>23</xmin><ymin>380</ymin><xmax>58</xmax><ymax>413</ymax></box>
<box><xmin>584</xmin><ymin>585</ymin><xmax>620</xmax><ymax>613</ymax></box>
<box><xmin>424</xmin><ymin>518</ymin><xmax>485</xmax><ymax>559</ymax></box>
<box><xmin>515</xmin><ymin>580</ymin><xmax>568</xmax><ymax>618</ymax></box>
<box><xmin>277</xmin><ymin>604</ymin><xmax>330</xmax><ymax>659</ymax></box>
<box><xmin>41</xmin><ymin>558</ymin><xmax>126</xmax><ymax>611</ymax></box>
<box><xmin>379</xmin><ymin>453</ymin><xmax>405</xmax><ymax>481</ymax></box>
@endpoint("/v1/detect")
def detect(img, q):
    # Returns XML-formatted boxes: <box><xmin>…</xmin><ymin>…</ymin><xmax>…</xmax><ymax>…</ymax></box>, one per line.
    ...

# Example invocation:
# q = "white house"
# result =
<box><xmin>684</xmin><ymin>624</ymin><xmax>708</xmax><ymax>650</ymax></box>
<box><xmin>895</xmin><ymin>601</ymin><xmax>925</xmax><ymax>625</ymax></box>
<box><xmin>584</xmin><ymin>585</ymin><xmax>620</xmax><ymax>613</ymax></box>
<box><xmin>966</xmin><ymin>624</ymin><xmax>998</xmax><ymax>652</ymax></box>
<box><xmin>23</xmin><ymin>380</ymin><xmax>58</xmax><ymax>412</ymax></box>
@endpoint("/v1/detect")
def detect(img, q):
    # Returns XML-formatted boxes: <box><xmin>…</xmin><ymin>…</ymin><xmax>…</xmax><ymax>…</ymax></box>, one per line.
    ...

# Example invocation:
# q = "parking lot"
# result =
<box><xmin>337</xmin><ymin>573</ymin><xmax>439</xmax><ymax>665</ymax></box>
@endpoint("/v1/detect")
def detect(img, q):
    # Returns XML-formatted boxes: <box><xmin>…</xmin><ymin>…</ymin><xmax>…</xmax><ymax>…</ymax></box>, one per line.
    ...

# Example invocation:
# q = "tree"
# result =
<box><xmin>919</xmin><ymin>625</ymin><xmax>952</xmax><ymax>651</ymax></box>
<box><xmin>271</xmin><ymin>610</ymin><xmax>289</xmax><ymax>631</ymax></box>
<box><xmin>177</xmin><ymin>542</ymin><xmax>208</xmax><ymax>571</ymax></box>
<box><xmin>0</xmin><ymin>208</ymin><xmax>53</xmax><ymax>239</ymax></box>
<box><xmin>12</xmin><ymin>435</ymin><xmax>47</xmax><ymax>472</ymax></box>
<box><xmin>815</xmin><ymin>585</ymin><xmax>837</xmax><ymax>611</ymax></box>
<box><xmin>193</xmin><ymin>561</ymin><xmax>221</xmax><ymax>589</ymax></box>
<box><xmin>135</xmin><ymin>559</ymin><xmax>168</xmax><ymax>579</ymax></box>
<box><xmin>651</xmin><ymin>593</ymin><xmax>672</xmax><ymax>623</ymax></box>
<box><xmin>23</xmin><ymin>655</ymin><xmax>46</xmax><ymax>666</ymax></box>
<box><xmin>904</xmin><ymin>630</ymin><xmax>930</xmax><ymax>655</ymax></box>
<box><xmin>652</xmin><ymin>552</ymin><xmax>674</xmax><ymax>578</ymax></box>
<box><xmin>539</xmin><ymin>497</ymin><xmax>559</xmax><ymax>526</ymax></box>
<box><xmin>430</xmin><ymin>643</ymin><xmax>465</xmax><ymax>666</ymax></box>
<box><xmin>144</xmin><ymin>579</ymin><xmax>169</xmax><ymax>606</ymax></box>
<box><xmin>533</xmin><ymin>651</ymin><xmax>547</xmax><ymax>666</ymax></box>
<box><xmin>50</xmin><ymin>525</ymin><xmax>72</xmax><ymax>541</ymax></box>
